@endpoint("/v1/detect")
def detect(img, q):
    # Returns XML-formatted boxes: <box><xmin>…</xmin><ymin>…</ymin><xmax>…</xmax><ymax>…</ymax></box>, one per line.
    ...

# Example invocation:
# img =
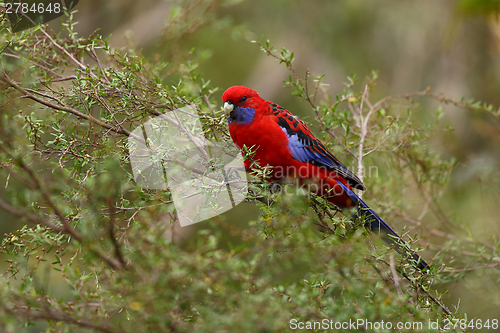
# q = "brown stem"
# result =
<box><xmin>1</xmin><ymin>72</ymin><xmax>134</xmax><ymax>138</ymax></box>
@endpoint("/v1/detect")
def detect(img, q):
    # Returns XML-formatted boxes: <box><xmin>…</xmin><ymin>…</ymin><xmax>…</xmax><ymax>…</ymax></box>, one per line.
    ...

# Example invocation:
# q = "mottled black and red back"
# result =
<box><xmin>267</xmin><ymin>102</ymin><xmax>365</xmax><ymax>191</ymax></box>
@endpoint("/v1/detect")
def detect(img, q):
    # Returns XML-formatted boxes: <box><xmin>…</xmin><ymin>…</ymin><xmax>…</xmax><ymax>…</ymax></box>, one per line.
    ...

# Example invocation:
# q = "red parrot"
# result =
<box><xmin>223</xmin><ymin>85</ymin><xmax>429</xmax><ymax>271</ymax></box>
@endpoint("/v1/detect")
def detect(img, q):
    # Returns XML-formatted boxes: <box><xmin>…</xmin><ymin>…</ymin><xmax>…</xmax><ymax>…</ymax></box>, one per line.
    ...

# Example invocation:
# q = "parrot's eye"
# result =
<box><xmin>239</xmin><ymin>96</ymin><xmax>247</xmax><ymax>104</ymax></box>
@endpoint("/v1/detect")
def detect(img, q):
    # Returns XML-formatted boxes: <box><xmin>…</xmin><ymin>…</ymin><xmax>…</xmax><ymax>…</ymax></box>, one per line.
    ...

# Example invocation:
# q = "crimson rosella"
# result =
<box><xmin>223</xmin><ymin>85</ymin><xmax>429</xmax><ymax>271</ymax></box>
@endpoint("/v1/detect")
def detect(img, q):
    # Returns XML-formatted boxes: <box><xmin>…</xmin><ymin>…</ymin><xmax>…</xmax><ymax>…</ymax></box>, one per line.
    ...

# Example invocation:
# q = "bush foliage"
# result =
<box><xmin>1</xmin><ymin>4</ymin><xmax>499</xmax><ymax>332</ymax></box>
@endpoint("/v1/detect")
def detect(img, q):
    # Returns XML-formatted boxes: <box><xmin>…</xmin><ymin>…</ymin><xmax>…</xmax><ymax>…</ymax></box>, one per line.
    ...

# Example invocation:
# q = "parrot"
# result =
<box><xmin>222</xmin><ymin>85</ymin><xmax>429</xmax><ymax>271</ymax></box>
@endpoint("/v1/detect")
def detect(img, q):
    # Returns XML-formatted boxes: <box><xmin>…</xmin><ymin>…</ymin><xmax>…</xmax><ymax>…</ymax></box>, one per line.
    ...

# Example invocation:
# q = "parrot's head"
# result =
<box><xmin>222</xmin><ymin>86</ymin><xmax>264</xmax><ymax>125</ymax></box>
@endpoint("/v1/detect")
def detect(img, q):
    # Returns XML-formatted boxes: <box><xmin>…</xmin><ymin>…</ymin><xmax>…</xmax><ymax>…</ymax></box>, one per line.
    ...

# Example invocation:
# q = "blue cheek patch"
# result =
<box><xmin>227</xmin><ymin>106</ymin><xmax>255</xmax><ymax>125</ymax></box>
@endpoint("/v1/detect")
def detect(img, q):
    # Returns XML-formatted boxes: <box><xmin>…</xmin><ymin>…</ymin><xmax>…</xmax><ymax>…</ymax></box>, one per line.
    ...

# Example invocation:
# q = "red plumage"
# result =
<box><xmin>222</xmin><ymin>85</ymin><xmax>430</xmax><ymax>271</ymax></box>
<box><xmin>222</xmin><ymin>85</ymin><xmax>358</xmax><ymax>208</ymax></box>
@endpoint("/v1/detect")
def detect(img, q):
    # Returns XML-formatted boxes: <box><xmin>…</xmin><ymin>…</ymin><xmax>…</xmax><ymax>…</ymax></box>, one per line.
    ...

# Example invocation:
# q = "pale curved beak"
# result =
<box><xmin>223</xmin><ymin>101</ymin><xmax>234</xmax><ymax>117</ymax></box>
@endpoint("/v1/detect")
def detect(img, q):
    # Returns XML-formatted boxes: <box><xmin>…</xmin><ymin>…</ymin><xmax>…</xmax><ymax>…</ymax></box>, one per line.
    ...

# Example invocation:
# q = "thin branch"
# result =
<box><xmin>389</xmin><ymin>254</ymin><xmax>403</xmax><ymax>296</ymax></box>
<box><xmin>325</xmin><ymin>129</ymin><xmax>357</xmax><ymax>159</ymax></box>
<box><xmin>370</xmin><ymin>89</ymin><xmax>431</xmax><ymax>112</ymax></box>
<box><xmin>401</xmin><ymin>270</ymin><xmax>453</xmax><ymax>316</ymax></box>
<box><xmin>90</xmin><ymin>41</ymin><xmax>110</xmax><ymax>84</ymax></box>
<box><xmin>5</xmin><ymin>306</ymin><xmax>119</xmax><ymax>333</ymax></box>
<box><xmin>0</xmin><ymin>143</ymin><xmax>123</xmax><ymax>270</ymax></box>
<box><xmin>0</xmin><ymin>196</ymin><xmax>60</xmax><ymax>230</ymax></box>
<box><xmin>107</xmin><ymin>201</ymin><xmax>126</xmax><ymax>267</ymax></box>
<box><xmin>355</xmin><ymin>84</ymin><xmax>371</xmax><ymax>196</ymax></box>
<box><xmin>38</xmin><ymin>27</ymin><xmax>98</xmax><ymax>79</ymax></box>
<box><xmin>373</xmin><ymin>257</ymin><xmax>453</xmax><ymax>316</ymax></box>
<box><xmin>1</xmin><ymin>72</ymin><xmax>135</xmax><ymax>138</ymax></box>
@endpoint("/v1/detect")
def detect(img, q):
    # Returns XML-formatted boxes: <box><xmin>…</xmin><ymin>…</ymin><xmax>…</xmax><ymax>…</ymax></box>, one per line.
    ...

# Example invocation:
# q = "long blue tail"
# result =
<box><xmin>335</xmin><ymin>180</ymin><xmax>429</xmax><ymax>271</ymax></box>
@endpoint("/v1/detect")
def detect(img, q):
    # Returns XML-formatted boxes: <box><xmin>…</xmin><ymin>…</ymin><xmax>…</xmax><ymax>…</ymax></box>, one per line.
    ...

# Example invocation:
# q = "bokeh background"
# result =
<box><xmin>2</xmin><ymin>0</ymin><xmax>500</xmax><ymax>329</ymax></box>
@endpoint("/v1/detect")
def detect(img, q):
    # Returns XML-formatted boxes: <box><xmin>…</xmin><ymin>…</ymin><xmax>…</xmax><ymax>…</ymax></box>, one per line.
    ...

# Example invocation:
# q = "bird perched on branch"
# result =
<box><xmin>223</xmin><ymin>85</ymin><xmax>429</xmax><ymax>271</ymax></box>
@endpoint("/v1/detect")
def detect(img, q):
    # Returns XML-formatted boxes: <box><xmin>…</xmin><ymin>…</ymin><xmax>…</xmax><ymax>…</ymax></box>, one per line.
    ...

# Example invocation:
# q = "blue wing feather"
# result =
<box><xmin>285</xmin><ymin>129</ymin><xmax>331</xmax><ymax>165</ymax></box>
<box><xmin>270</xmin><ymin>103</ymin><xmax>365</xmax><ymax>190</ymax></box>
<box><xmin>335</xmin><ymin>180</ymin><xmax>429</xmax><ymax>271</ymax></box>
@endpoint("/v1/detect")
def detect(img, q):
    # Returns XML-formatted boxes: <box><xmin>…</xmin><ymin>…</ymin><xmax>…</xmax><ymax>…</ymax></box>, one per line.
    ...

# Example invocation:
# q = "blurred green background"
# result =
<box><xmin>2</xmin><ymin>0</ymin><xmax>500</xmax><ymax>328</ymax></box>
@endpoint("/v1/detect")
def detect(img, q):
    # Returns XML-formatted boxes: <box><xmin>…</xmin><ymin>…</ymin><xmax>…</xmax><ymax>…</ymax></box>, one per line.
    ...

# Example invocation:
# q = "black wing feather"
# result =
<box><xmin>269</xmin><ymin>103</ymin><xmax>365</xmax><ymax>190</ymax></box>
